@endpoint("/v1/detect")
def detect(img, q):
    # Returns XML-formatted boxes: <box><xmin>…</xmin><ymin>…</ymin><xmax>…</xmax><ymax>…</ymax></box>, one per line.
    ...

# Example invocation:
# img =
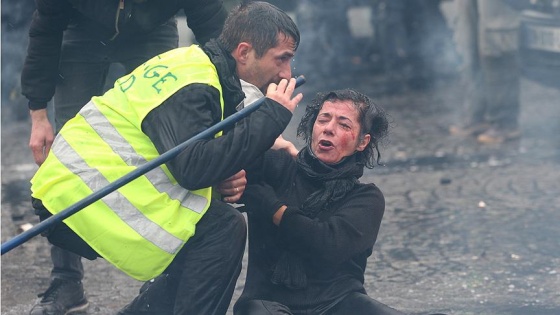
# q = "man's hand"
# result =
<box><xmin>266</xmin><ymin>78</ymin><xmax>303</xmax><ymax>113</ymax></box>
<box><xmin>29</xmin><ymin>109</ymin><xmax>54</xmax><ymax>166</ymax></box>
<box><xmin>215</xmin><ymin>170</ymin><xmax>247</xmax><ymax>203</ymax></box>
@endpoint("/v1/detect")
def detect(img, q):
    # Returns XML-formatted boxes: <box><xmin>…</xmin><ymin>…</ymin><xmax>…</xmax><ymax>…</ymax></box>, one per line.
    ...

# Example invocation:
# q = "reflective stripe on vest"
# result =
<box><xmin>79</xmin><ymin>102</ymin><xmax>207</xmax><ymax>213</ymax></box>
<box><xmin>52</xmin><ymin>134</ymin><xmax>184</xmax><ymax>254</ymax></box>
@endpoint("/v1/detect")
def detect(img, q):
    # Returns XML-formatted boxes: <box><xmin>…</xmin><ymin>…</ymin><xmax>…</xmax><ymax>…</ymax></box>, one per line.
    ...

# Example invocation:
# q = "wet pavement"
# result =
<box><xmin>2</xmin><ymin>75</ymin><xmax>560</xmax><ymax>314</ymax></box>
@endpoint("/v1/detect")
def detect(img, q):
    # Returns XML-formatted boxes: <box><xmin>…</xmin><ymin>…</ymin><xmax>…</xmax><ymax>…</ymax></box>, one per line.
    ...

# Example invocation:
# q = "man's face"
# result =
<box><xmin>238</xmin><ymin>34</ymin><xmax>296</xmax><ymax>92</ymax></box>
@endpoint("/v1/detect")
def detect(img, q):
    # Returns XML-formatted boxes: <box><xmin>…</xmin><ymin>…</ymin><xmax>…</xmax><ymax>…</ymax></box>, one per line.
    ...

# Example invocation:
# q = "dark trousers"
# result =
<box><xmin>49</xmin><ymin>19</ymin><xmax>179</xmax><ymax>282</ymax></box>
<box><xmin>166</xmin><ymin>201</ymin><xmax>247</xmax><ymax>314</ymax></box>
<box><xmin>234</xmin><ymin>292</ymin><xmax>407</xmax><ymax>315</ymax></box>
<box><xmin>34</xmin><ymin>199</ymin><xmax>247</xmax><ymax>315</ymax></box>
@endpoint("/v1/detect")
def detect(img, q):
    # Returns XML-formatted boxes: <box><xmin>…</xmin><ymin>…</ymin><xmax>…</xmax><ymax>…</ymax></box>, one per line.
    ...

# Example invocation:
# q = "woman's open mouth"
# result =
<box><xmin>318</xmin><ymin>139</ymin><xmax>334</xmax><ymax>150</ymax></box>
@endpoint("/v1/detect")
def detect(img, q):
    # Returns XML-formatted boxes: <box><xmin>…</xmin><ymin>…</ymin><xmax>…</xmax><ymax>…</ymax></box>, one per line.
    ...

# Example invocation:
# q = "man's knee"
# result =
<box><xmin>229</xmin><ymin>206</ymin><xmax>247</xmax><ymax>237</ymax></box>
<box><xmin>32</xmin><ymin>198</ymin><xmax>100</xmax><ymax>260</ymax></box>
<box><xmin>210</xmin><ymin>200</ymin><xmax>247</xmax><ymax>237</ymax></box>
<box><xmin>218</xmin><ymin>203</ymin><xmax>247</xmax><ymax>252</ymax></box>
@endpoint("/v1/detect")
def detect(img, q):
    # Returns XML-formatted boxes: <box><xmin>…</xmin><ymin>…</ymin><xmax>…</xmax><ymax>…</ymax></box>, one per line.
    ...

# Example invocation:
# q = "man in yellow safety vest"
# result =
<box><xmin>30</xmin><ymin>2</ymin><xmax>302</xmax><ymax>314</ymax></box>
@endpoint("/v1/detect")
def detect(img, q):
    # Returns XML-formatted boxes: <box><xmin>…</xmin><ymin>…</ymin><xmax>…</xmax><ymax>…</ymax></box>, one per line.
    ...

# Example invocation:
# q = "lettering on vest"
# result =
<box><xmin>117</xmin><ymin>62</ymin><xmax>179</xmax><ymax>94</ymax></box>
<box><xmin>118</xmin><ymin>74</ymin><xmax>135</xmax><ymax>93</ymax></box>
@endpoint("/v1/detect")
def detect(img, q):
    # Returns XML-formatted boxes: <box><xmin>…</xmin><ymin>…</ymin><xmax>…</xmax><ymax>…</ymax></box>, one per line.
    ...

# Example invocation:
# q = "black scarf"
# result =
<box><xmin>270</xmin><ymin>147</ymin><xmax>364</xmax><ymax>289</ymax></box>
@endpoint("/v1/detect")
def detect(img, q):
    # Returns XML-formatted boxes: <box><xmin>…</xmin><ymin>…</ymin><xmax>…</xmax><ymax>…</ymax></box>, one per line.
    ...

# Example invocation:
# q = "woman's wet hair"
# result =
<box><xmin>219</xmin><ymin>1</ymin><xmax>300</xmax><ymax>57</ymax></box>
<box><xmin>297</xmin><ymin>89</ymin><xmax>389</xmax><ymax>169</ymax></box>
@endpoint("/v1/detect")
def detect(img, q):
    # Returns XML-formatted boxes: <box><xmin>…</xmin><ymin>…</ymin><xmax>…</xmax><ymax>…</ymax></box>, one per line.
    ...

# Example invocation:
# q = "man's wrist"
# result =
<box><xmin>272</xmin><ymin>205</ymin><xmax>287</xmax><ymax>226</ymax></box>
<box><xmin>29</xmin><ymin>108</ymin><xmax>49</xmax><ymax>121</ymax></box>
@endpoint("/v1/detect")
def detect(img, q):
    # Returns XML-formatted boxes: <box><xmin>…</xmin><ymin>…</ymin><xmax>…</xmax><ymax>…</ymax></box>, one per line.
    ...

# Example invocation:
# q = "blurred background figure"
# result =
<box><xmin>449</xmin><ymin>0</ymin><xmax>523</xmax><ymax>144</ymax></box>
<box><xmin>288</xmin><ymin>0</ymin><xmax>458</xmax><ymax>93</ymax></box>
<box><xmin>367</xmin><ymin>0</ymin><xmax>458</xmax><ymax>92</ymax></box>
<box><xmin>292</xmin><ymin>0</ymin><xmax>357</xmax><ymax>88</ymax></box>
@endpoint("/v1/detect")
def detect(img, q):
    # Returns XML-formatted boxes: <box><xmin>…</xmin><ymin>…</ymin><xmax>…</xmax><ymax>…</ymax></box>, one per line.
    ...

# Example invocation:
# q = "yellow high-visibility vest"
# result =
<box><xmin>31</xmin><ymin>45</ymin><xmax>224</xmax><ymax>281</ymax></box>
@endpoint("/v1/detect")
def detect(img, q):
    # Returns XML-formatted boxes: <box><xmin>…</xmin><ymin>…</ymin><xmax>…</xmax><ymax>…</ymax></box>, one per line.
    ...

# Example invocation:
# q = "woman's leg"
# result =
<box><xmin>326</xmin><ymin>292</ymin><xmax>407</xmax><ymax>315</ymax></box>
<box><xmin>234</xmin><ymin>299</ymin><xmax>293</xmax><ymax>315</ymax></box>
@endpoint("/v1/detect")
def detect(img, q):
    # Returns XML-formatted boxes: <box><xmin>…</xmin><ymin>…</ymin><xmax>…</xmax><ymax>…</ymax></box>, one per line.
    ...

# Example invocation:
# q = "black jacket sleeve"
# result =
<box><xmin>142</xmin><ymin>83</ymin><xmax>293</xmax><ymax>191</ymax></box>
<box><xmin>182</xmin><ymin>0</ymin><xmax>228</xmax><ymax>45</ymax></box>
<box><xmin>21</xmin><ymin>0</ymin><xmax>72</xmax><ymax>110</ymax></box>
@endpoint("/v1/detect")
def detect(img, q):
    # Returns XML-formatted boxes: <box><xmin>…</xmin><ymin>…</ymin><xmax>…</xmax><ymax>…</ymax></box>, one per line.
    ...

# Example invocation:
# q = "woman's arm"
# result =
<box><xmin>276</xmin><ymin>185</ymin><xmax>385</xmax><ymax>265</ymax></box>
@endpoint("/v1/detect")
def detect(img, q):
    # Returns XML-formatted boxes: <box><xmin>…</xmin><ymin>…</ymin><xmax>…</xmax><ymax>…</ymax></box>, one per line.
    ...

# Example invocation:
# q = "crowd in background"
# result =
<box><xmin>3</xmin><ymin>0</ymin><xmax>546</xmax><ymax>124</ymax></box>
<box><xmin>2</xmin><ymin>0</ymin><xmax>460</xmax><ymax>123</ymax></box>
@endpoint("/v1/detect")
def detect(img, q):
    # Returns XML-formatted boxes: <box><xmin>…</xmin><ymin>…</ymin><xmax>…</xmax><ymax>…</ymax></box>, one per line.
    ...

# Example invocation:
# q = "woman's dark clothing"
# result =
<box><xmin>235</xmin><ymin>149</ymin><xmax>398</xmax><ymax>314</ymax></box>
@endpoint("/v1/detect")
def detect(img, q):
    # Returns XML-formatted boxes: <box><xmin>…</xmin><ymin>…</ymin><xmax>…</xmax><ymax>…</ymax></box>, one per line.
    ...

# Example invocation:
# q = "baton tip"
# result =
<box><xmin>295</xmin><ymin>75</ymin><xmax>306</xmax><ymax>88</ymax></box>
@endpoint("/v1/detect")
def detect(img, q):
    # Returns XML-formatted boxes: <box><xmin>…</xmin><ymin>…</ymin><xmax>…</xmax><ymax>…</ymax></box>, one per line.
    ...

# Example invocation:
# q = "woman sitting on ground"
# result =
<box><xmin>234</xmin><ymin>89</ymin><xmax>407</xmax><ymax>315</ymax></box>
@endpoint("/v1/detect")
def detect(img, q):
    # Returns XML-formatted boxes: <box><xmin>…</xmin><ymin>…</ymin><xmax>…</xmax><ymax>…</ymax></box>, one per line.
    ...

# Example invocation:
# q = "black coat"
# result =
<box><xmin>238</xmin><ymin>149</ymin><xmax>386</xmax><ymax>309</ymax></box>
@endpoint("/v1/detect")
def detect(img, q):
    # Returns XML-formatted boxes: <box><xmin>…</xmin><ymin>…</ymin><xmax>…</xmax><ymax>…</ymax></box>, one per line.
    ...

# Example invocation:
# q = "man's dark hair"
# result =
<box><xmin>218</xmin><ymin>1</ymin><xmax>300</xmax><ymax>57</ymax></box>
<box><xmin>297</xmin><ymin>89</ymin><xmax>390</xmax><ymax>169</ymax></box>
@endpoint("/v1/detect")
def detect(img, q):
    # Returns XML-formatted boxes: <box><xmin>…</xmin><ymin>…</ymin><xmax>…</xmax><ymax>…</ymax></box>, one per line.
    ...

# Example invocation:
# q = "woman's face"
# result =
<box><xmin>311</xmin><ymin>100</ymin><xmax>370</xmax><ymax>165</ymax></box>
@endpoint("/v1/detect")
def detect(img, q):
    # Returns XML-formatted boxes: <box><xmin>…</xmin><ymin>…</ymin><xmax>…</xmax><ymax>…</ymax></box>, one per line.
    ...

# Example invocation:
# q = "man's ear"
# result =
<box><xmin>232</xmin><ymin>42</ymin><xmax>252</xmax><ymax>65</ymax></box>
<box><xmin>356</xmin><ymin>134</ymin><xmax>371</xmax><ymax>152</ymax></box>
